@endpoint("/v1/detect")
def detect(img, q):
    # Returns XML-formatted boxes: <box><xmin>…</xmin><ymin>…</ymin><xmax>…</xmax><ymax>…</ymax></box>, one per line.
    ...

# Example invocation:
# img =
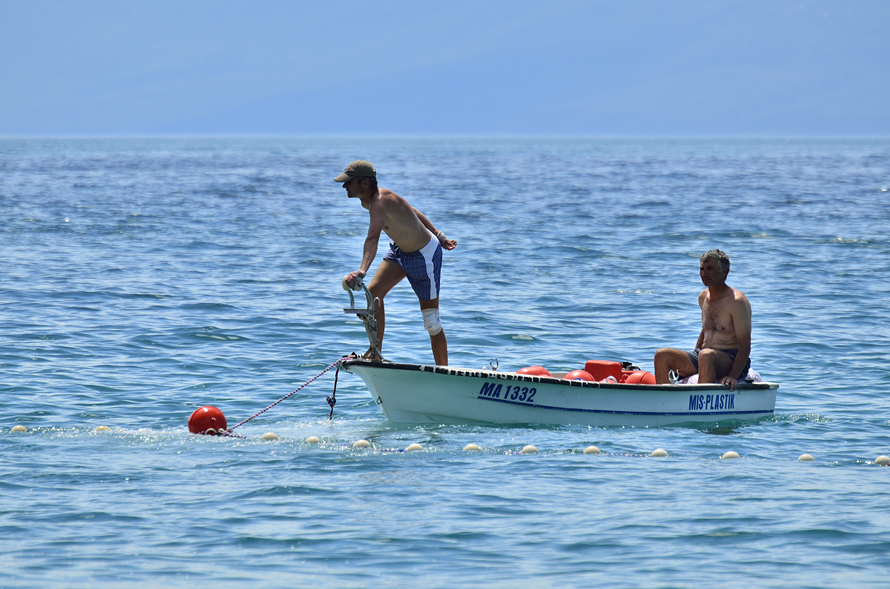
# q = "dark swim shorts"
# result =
<box><xmin>686</xmin><ymin>348</ymin><xmax>752</xmax><ymax>380</ymax></box>
<box><xmin>382</xmin><ymin>234</ymin><xmax>443</xmax><ymax>301</ymax></box>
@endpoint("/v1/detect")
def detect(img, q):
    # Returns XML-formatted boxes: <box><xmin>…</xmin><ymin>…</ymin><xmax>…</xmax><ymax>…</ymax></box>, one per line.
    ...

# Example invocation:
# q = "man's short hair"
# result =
<box><xmin>700</xmin><ymin>249</ymin><xmax>730</xmax><ymax>275</ymax></box>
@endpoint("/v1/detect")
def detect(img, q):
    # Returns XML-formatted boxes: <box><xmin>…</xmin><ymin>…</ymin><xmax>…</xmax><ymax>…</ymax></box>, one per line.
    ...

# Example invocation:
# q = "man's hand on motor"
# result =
<box><xmin>343</xmin><ymin>269</ymin><xmax>366</xmax><ymax>291</ymax></box>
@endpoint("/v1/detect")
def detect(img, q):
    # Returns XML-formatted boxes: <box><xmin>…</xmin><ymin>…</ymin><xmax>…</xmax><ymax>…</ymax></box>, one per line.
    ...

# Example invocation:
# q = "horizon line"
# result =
<box><xmin>2</xmin><ymin>133</ymin><xmax>889</xmax><ymax>140</ymax></box>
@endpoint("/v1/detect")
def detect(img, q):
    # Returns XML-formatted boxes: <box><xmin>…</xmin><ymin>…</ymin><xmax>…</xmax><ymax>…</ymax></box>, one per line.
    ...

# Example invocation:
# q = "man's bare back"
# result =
<box><xmin>362</xmin><ymin>188</ymin><xmax>431</xmax><ymax>253</ymax></box>
<box><xmin>347</xmin><ymin>181</ymin><xmax>457</xmax><ymax>277</ymax></box>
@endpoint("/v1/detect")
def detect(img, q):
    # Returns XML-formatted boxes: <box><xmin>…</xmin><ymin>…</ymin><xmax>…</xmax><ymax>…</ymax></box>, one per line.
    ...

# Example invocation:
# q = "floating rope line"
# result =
<box><xmin>299</xmin><ymin>445</ymin><xmax>655</xmax><ymax>456</ymax></box>
<box><xmin>226</xmin><ymin>355</ymin><xmax>351</xmax><ymax>433</ymax></box>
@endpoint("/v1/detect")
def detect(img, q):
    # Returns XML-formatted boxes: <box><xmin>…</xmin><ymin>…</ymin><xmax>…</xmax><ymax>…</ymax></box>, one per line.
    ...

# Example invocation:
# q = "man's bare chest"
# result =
<box><xmin>702</xmin><ymin>301</ymin><xmax>735</xmax><ymax>333</ymax></box>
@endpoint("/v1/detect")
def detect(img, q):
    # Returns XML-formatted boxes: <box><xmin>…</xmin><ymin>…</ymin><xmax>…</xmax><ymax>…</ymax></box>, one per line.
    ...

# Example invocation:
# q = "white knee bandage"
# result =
<box><xmin>422</xmin><ymin>308</ymin><xmax>443</xmax><ymax>336</ymax></box>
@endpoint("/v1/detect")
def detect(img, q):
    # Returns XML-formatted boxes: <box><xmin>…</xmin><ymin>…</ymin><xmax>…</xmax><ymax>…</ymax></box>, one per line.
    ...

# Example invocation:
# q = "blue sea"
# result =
<box><xmin>2</xmin><ymin>137</ymin><xmax>889</xmax><ymax>588</ymax></box>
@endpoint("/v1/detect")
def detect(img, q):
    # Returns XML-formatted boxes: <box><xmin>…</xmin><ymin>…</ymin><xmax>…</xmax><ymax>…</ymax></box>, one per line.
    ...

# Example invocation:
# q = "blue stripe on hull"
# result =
<box><xmin>477</xmin><ymin>395</ymin><xmax>774</xmax><ymax>417</ymax></box>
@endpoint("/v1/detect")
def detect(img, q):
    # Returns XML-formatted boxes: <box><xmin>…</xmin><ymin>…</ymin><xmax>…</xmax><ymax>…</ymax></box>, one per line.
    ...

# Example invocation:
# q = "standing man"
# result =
<box><xmin>338</xmin><ymin>160</ymin><xmax>457</xmax><ymax>366</ymax></box>
<box><xmin>654</xmin><ymin>249</ymin><xmax>752</xmax><ymax>392</ymax></box>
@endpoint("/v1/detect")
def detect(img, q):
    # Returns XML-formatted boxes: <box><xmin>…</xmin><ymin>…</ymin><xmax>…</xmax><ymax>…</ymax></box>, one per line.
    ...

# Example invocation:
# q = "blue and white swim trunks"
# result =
<box><xmin>383</xmin><ymin>233</ymin><xmax>443</xmax><ymax>301</ymax></box>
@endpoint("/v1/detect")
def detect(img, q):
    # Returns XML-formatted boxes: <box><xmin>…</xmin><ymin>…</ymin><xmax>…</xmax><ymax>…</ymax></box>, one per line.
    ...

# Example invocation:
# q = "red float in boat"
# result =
<box><xmin>565</xmin><ymin>369</ymin><xmax>595</xmax><ymax>381</ymax></box>
<box><xmin>517</xmin><ymin>365</ymin><xmax>552</xmax><ymax>376</ymax></box>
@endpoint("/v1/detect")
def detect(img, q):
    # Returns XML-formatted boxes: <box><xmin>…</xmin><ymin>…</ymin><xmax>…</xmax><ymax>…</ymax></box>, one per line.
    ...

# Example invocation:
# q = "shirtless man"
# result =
<box><xmin>337</xmin><ymin>160</ymin><xmax>457</xmax><ymax>366</ymax></box>
<box><xmin>654</xmin><ymin>250</ymin><xmax>752</xmax><ymax>392</ymax></box>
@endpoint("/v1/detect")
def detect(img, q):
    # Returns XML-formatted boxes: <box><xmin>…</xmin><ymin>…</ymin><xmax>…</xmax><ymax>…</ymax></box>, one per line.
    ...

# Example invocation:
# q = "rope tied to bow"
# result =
<box><xmin>225</xmin><ymin>355</ymin><xmax>351</xmax><ymax>434</ymax></box>
<box><xmin>325</xmin><ymin>362</ymin><xmax>341</xmax><ymax>420</ymax></box>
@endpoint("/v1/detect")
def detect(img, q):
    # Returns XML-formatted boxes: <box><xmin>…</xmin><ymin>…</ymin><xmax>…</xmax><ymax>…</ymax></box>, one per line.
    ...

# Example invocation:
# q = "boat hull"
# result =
<box><xmin>341</xmin><ymin>359</ymin><xmax>778</xmax><ymax>427</ymax></box>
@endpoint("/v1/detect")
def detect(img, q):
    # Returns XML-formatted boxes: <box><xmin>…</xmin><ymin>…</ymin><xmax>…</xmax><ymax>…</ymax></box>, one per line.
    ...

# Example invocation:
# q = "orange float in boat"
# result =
<box><xmin>517</xmin><ymin>366</ymin><xmax>552</xmax><ymax>376</ymax></box>
<box><xmin>565</xmin><ymin>369</ymin><xmax>595</xmax><ymax>381</ymax></box>
<box><xmin>623</xmin><ymin>370</ymin><xmax>656</xmax><ymax>385</ymax></box>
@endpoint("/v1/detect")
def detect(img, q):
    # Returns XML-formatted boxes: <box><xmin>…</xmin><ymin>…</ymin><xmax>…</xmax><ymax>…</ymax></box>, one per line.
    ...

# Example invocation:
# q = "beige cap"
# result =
<box><xmin>334</xmin><ymin>160</ymin><xmax>376</xmax><ymax>182</ymax></box>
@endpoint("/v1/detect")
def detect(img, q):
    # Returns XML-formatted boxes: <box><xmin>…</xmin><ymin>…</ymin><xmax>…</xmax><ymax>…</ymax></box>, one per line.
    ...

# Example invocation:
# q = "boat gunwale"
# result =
<box><xmin>340</xmin><ymin>359</ymin><xmax>779</xmax><ymax>391</ymax></box>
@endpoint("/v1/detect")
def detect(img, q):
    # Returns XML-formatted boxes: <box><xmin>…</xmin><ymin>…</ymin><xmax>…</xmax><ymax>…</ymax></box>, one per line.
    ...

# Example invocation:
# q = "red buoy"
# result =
<box><xmin>517</xmin><ymin>365</ymin><xmax>552</xmax><ymax>376</ymax></box>
<box><xmin>188</xmin><ymin>406</ymin><xmax>227</xmax><ymax>435</ymax></box>
<box><xmin>623</xmin><ymin>371</ymin><xmax>656</xmax><ymax>385</ymax></box>
<box><xmin>565</xmin><ymin>370</ymin><xmax>595</xmax><ymax>381</ymax></box>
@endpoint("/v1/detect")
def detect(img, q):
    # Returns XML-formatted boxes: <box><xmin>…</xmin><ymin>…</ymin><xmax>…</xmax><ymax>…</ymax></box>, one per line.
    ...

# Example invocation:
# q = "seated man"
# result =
<box><xmin>654</xmin><ymin>249</ymin><xmax>751</xmax><ymax>392</ymax></box>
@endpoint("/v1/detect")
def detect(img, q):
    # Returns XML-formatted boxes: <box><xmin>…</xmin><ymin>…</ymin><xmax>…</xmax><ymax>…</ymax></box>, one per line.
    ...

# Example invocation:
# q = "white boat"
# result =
<box><xmin>340</xmin><ymin>358</ymin><xmax>778</xmax><ymax>427</ymax></box>
<box><xmin>340</xmin><ymin>283</ymin><xmax>778</xmax><ymax>427</ymax></box>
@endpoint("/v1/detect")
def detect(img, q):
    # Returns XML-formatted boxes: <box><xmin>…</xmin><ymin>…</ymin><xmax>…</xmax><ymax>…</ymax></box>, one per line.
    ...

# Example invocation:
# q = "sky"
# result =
<box><xmin>1</xmin><ymin>0</ymin><xmax>888</xmax><ymax>136</ymax></box>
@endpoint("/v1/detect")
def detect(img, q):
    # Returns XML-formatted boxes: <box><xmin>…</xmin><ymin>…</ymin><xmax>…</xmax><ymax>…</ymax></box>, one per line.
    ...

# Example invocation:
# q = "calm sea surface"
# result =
<box><xmin>2</xmin><ymin>137</ymin><xmax>889</xmax><ymax>588</ymax></box>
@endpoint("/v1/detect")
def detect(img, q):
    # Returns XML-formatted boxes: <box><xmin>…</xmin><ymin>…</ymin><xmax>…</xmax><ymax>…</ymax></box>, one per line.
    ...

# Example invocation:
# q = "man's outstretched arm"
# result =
<box><xmin>413</xmin><ymin>208</ymin><xmax>457</xmax><ymax>250</ymax></box>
